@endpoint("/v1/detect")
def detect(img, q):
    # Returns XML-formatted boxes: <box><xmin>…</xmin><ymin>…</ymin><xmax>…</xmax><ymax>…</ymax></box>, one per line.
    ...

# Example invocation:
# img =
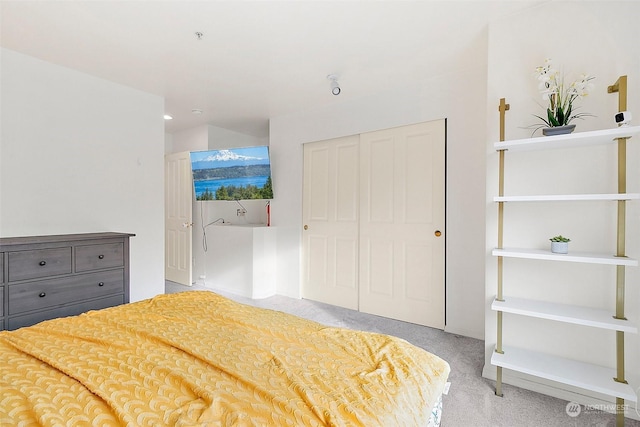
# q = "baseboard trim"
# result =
<box><xmin>444</xmin><ymin>325</ymin><xmax>483</xmax><ymax>340</ymax></box>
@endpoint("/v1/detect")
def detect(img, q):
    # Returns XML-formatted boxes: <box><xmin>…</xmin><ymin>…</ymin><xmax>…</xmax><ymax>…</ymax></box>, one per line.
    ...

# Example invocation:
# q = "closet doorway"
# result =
<box><xmin>302</xmin><ymin>120</ymin><xmax>445</xmax><ymax>328</ymax></box>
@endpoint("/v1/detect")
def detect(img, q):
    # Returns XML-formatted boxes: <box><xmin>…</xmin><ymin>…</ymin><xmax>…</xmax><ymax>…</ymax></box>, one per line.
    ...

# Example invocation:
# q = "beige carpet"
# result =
<box><xmin>165</xmin><ymin>281</ymin><xmax>639</xmax><ymax>427</ymax></box>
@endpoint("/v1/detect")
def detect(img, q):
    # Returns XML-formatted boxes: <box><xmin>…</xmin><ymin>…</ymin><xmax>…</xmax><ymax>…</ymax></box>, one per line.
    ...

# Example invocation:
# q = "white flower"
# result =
<box><xmin>569</xmin><ymin>74</ymin><xmax>594</xmax><ymax>97</ymax></box>
<box><xmin>540</xmin><ymin>88</ymin><xmax>557</xmax><ymax>100</ymax></box>
<box><xmin>532</xmin><ymin>59</ymin><xmax>595</xmax><ymax>128</ymax></box>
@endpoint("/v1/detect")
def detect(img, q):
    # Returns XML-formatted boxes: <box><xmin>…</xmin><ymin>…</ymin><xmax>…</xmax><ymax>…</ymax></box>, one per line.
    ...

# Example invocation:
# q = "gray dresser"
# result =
<box><xmin>0</xmin><ymin>232</ymin><xmax>134</xmax><ymax>331</ymax></box>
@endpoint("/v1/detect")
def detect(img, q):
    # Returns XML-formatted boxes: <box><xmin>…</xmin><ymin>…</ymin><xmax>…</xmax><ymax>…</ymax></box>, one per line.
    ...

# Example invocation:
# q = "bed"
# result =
<box><xmin>0</xmin><ymin>291</ymin><xmax>450</xmax><ymax>426</ymax></box>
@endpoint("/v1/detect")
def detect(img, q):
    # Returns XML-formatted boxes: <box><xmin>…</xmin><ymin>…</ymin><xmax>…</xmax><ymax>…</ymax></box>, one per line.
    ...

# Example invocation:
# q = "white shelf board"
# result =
<box><xmin>492</xmin><ymin>297</ymin><xmax>637</xmax><ymax>333</ymax></box>
<box><xmin>494</xmin><ymin>125</ymin><xmax>640</xmax><ymax>152</ymax></box>
<box><xmin>494</xmin><ymin>193</ymin><xmax>640</xmax><ymax>202</ymax></box>
<box><xmin>492</xmin><ymin>247</ymin><xmax>638</xmax><ymax>266</ymax></box>
<box><xmin>492</xmin><ymin>346</ymin><xmax>637</xmax><ymax>402</ymax></box>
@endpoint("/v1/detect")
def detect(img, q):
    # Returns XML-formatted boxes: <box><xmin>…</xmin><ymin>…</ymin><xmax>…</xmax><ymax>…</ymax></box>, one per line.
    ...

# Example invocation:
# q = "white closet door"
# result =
<box><xmin>359</xmin><ymin>120</ymin><xmax>445</xmax><ymax>328</ymax></box>
<box><xmin>165</xmin><ymin>151</ymin><xmax>193</xmax><ymax>286</ymax></box>
<box><xmin>302</xmin><ymin>135</ymin><xmax>359</xmax><ymax>310</ymax></box>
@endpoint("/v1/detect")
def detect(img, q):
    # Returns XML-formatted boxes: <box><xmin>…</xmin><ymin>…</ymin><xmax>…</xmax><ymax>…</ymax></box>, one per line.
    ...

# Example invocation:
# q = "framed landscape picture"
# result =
<box><xmin>190</xmin><ymin>146</ymin><xmax>273</xmax><ymax>200</ymax></box>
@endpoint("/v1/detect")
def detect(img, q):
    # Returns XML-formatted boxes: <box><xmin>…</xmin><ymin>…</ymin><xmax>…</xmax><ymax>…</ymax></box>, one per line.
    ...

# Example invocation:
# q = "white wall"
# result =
<box><xmin>0</xmin><ymin>48</ymin><xmax>165</xmax><ymax>302</ymax></box>
<box><xmin>164</xmin><ymin>132</ymin><xmax>173</xmax><ymax>153</ymax></box>
<box><xmin>207</xmin><ymin>125</ymin><xmax>268</xmax><ymax>149</ymax></box>
<box><xmin>190</xmin><ymin>222</ymin><xmax>276</xmax><ymax>299</ymax></box>
<box><xmin>171</xmin><ymin>124</ymin><xmax>209</xmax><ymax>153</ymax></box>
<box><xmin>192</xmin><ymin>198</ymin><xmax>271</xmax><ymax>291</ymax></box>
<box><xmin>170</xmin><ymin>124</ymin><xmax>267</xmax><ymax>154</ymax></box>
<box><xmin>484</xmin><ymin>2</ymin><xmax>640</xmax><ymax>417</ymax></box>
<box><xmin>269</xmin><ymin>31</ymin><xmax>489</xmax><ymax>340</ymax></box>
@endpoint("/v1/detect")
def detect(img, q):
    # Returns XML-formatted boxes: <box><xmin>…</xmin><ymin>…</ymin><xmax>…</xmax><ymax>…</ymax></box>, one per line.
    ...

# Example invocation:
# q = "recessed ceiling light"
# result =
<box><xmin>192</xmin><ymin>109</ymin><xmax>203</xmax><ymax>115</ymax></box>
<box><xmin>164</xmin><ymin>114</ymin><xmax>173</xmax><ymax>120</ymax></box>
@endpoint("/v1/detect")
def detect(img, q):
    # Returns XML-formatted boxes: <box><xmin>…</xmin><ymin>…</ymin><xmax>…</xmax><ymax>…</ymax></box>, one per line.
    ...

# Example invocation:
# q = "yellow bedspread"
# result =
<box><xmin>0</xmin><ymin>291</ymin><xmax>450</xmax><ymax>426</ymax></box>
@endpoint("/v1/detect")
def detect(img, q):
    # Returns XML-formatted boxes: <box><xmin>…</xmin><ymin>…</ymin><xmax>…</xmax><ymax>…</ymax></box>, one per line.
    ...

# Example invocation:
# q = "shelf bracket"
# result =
<box><xmin>496</xmin><ymin>98</ymin><xmax>509</xmax><ymax>301</ymax></box>
<box><xmin>495</xmin><ymin>98</ymin><xmax>510</xmax><ymax>399</ymax></box>
<box><xmin>609</xmin><ymin>76</ymin><xmax>629</xmax><ymax>427</ymax></box>
<box><xmin>498</xmin><ymin>98</ymin><xmax>510</xmax><ymax>143</ymax></box>
<box><xmin>607</xmin><ymin>76</ymin><xmax>627</xmax><ymax>111</ymax></box>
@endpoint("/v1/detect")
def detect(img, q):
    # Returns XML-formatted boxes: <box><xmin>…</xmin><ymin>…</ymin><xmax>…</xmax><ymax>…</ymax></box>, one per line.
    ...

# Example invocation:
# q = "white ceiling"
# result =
<box><xmin>0</xmin><ymin>1</ymin><xmax>543</xmax><ymax>138</ymax></box>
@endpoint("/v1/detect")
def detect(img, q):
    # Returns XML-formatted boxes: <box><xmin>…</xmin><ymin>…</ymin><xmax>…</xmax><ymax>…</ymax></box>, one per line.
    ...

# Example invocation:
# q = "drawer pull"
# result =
<box><xmin>39</xmin><ymin>292</ymin><xmax>46</xmax><ymax>298</ymax></box>
<box><xmin>98</xmin><ymin>282</ymin><xmax>105</xmax><ymax>287</ymax></box>
<box><xmin>39</xmin><ymin>261</ymin><xmax>47</xmax><ymax>266</ymax></box>
<box><xmin>98</xmin><ymin>255</ymin><xmax>105</xmax><ymax>259</ymax></box>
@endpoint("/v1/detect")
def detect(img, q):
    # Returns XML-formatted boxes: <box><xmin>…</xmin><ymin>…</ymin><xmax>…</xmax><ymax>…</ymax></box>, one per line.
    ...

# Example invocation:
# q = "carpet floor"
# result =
<box><xmin>165</xmin><ymin>281</ymin><xmax>639</xmax><ymax>427</ymax></box>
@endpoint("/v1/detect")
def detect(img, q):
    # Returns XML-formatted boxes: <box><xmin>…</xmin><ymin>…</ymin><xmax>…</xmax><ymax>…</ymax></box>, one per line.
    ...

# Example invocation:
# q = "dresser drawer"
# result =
<box><xmin>9</xmin><ymin>269</ymin><xmax>124</xmax><ymax>315</ymax></box>
<box><xmin>8</xmin><ymin>248</ymin><xmax>72</xmax><ymax>282</ymax></box>
<box><xmin>8</xmin><ymin>294</ymin><xmax>124</xmax><ymax>330</ymax></box>
<box><xmin>75</xmin><ymin>243</ymin><xmax>124</xmax><ymax>272</ymax></box>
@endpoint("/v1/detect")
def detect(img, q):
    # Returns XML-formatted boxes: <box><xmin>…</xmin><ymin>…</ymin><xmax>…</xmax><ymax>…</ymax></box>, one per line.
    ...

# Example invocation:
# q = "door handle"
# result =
<box><xmin>304</xmin><ymin>225</ymin><xmax>308</xmax><ymax>230</ymax></box>
<box><xmin>434</xmin><ymin>230</ymin><xmax>442</xmax><ymax>237</ymax></box>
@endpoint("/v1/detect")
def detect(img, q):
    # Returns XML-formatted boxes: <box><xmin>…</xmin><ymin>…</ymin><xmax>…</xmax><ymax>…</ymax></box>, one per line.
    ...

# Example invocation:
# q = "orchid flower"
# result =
<box><xmin>531</xmin><ymin>59</ymin><xmax>595</xmax><ymax>131</ymax></box>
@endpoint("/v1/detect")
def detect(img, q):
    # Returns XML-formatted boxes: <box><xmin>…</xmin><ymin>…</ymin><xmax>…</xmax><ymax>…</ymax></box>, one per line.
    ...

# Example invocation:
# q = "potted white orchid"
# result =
<box><xmin>533</xmin><ymin>59</ymin><xmax>595</xmax><ymax>136</ymax></box>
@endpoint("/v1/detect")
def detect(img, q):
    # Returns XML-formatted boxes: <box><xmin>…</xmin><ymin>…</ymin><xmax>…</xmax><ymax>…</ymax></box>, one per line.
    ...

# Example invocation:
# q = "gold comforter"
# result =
<box><xmin>0</xmin><ymin>291</ymin><xmax>450</xmax><ymax>426</ymax></box>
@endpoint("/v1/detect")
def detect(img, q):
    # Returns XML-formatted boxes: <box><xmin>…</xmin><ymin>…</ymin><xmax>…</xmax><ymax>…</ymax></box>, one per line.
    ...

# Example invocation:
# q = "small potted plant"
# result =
<box><xmin>550</xmin><ymin>235</ymin><xmax>570</xmax><ymax>254</ymax></box>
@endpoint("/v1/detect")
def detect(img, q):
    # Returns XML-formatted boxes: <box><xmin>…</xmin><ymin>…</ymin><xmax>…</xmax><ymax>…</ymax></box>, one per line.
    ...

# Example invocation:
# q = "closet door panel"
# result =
<box><xmin>302</xmin><ymin>136</ymin><xmax>359</xmax><ymax>310</ymax></box>
<box><xmin>360</xmin><ymin>120</ymin><xmax>445</xmax><ymax>328</ymax></box>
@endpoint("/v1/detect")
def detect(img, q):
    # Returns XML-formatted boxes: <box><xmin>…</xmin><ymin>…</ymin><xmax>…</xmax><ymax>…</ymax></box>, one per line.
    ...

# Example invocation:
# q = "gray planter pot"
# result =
<box><xmin>551</xmin><ymin>241</ymin><xmax>569</xmax><ymax>254</ymax></box>
<box><xmin>542</xmin><ymin>124</ymin><xmax>576</xmax><ymax>136</ymax></box>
